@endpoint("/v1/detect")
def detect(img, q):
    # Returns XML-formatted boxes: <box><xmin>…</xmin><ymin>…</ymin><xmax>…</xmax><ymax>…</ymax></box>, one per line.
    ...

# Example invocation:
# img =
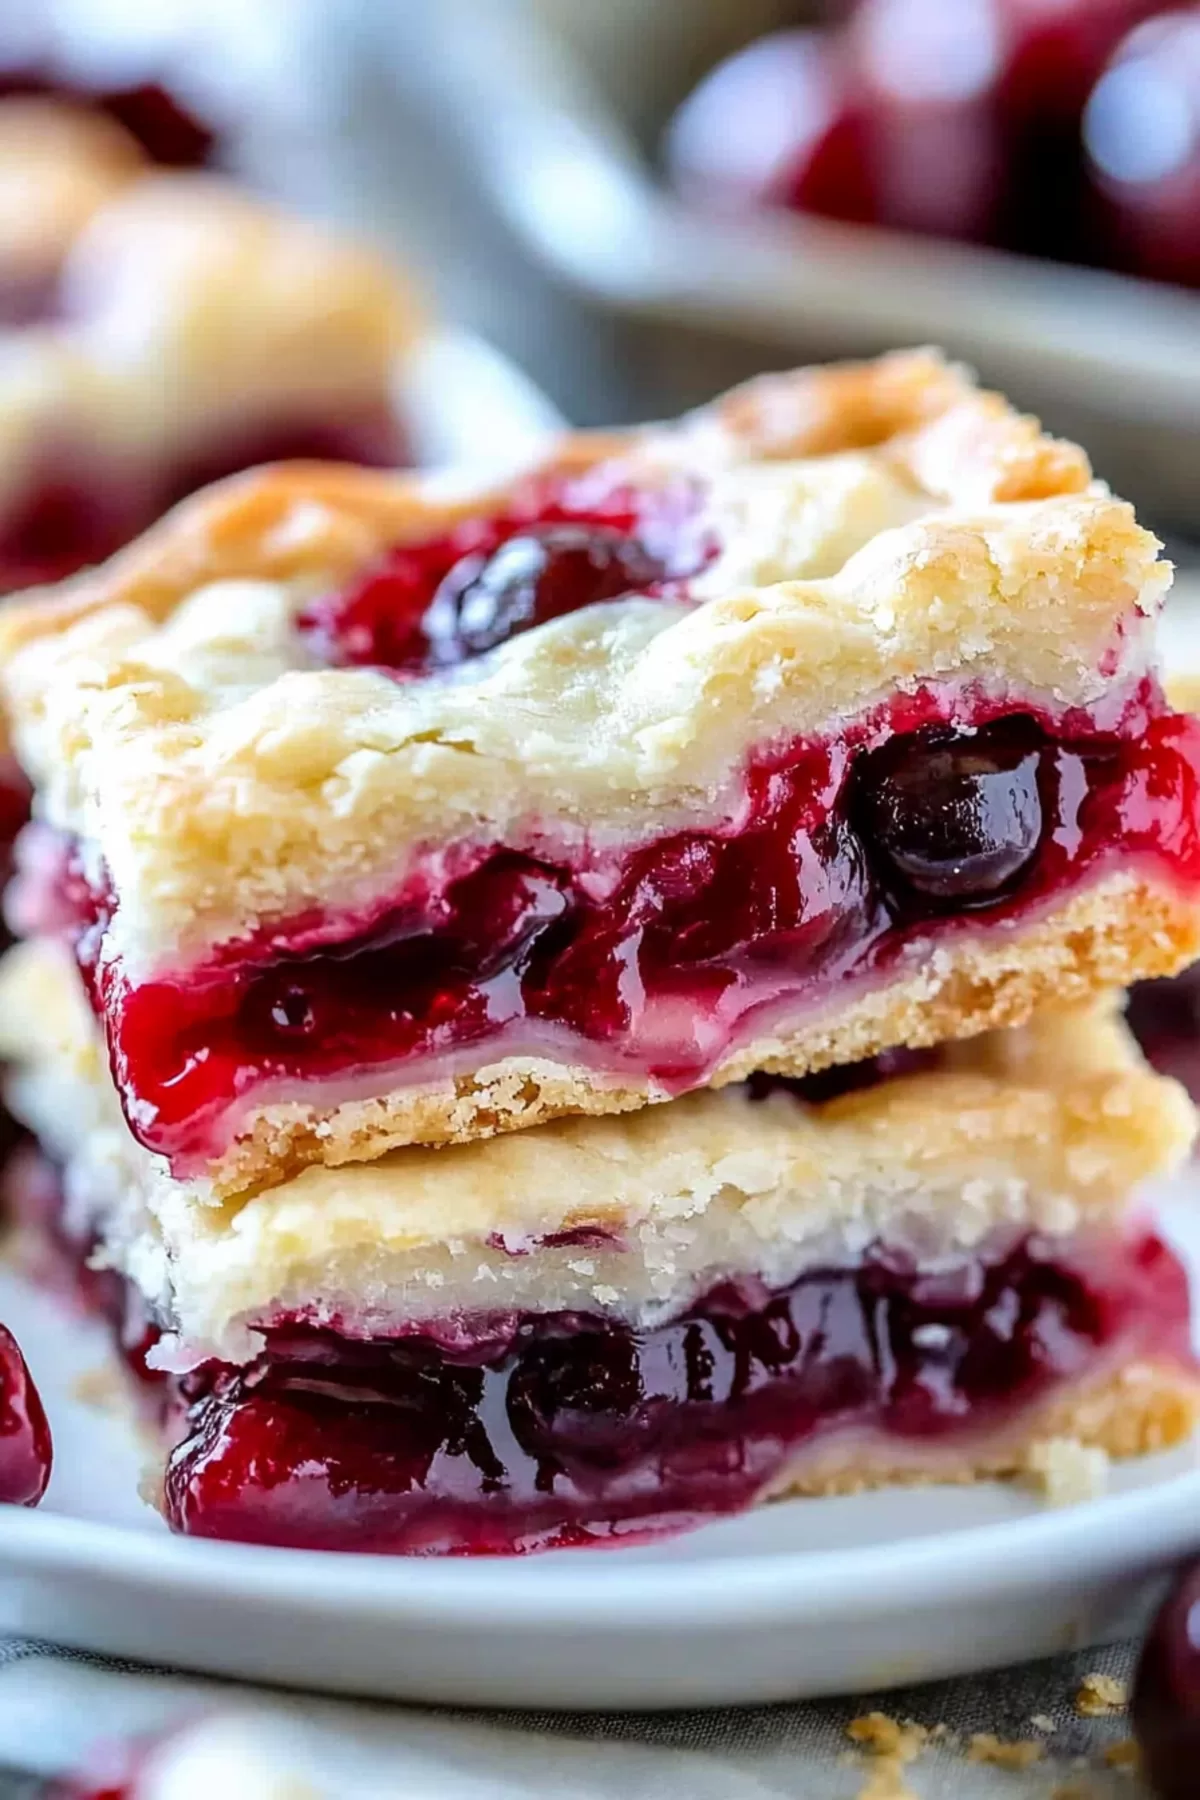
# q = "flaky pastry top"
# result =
<box><xmin>0</xmin><ymin>351</ymin><xmax>1170</xmax><ymax>974</ymax></box>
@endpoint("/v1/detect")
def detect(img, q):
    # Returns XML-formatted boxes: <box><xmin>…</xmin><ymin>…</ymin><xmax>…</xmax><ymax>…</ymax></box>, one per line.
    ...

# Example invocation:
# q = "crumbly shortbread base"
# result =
<box><xmin>1</xmin><ymin>936</ymin><xmax>1192</xmax><ymax>1366</ymax></box>
<box><xmin>766</xmin><ymin>1359</ymin><xmax>1200</xmax><ymax>1499</ymax></box>
<box><xmin>157</xmin><ymin>867</ymin><xmax>1200</xmax><ymax>1194</ymax></box>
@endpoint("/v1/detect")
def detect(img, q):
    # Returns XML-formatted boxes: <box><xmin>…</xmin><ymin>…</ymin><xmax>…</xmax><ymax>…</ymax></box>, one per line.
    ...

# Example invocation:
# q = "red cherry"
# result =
<box><xmin>0</xmin><ymin>1322</ymin><xmax>52</xmax><ymax>1506</ymax></box>
<box><xmin>1133</xmin><ymin>1559</ymin><xmax>1200</xmax><ymax>1797</ymax></box>
<box><xmin>1083</xmin><ymin>8</ymin><xmax>1200</xmax><ymax>286</ymax></box>
<box><xmin>664</xmin><ymin>29</ymin><xmax>876</xmax><ymax>221</ymax></box>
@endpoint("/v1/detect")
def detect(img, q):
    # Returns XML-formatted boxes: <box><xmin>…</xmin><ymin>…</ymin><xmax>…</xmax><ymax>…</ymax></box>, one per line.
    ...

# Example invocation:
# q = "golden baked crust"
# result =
<box><xmin>1</xmin><ymin>934</ymin><xmax>1191</xmax><ymax>1356</ymax></box>
<box><xmin>765</xmin><ymin>1361</ymin><xmax>1200</xmax><ymax>1499</ymax></box>
<box><xmin>50</xmin><ymin>868</ymin><xmax>1200</xmax><ymax>1198</ymax></box>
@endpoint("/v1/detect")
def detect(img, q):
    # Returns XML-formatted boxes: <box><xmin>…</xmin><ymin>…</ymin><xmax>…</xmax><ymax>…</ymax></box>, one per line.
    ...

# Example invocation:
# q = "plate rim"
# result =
<box><xmin>5</xmin><ymin>1462</ymin><xmax>1200</xmax><ymax>1630</ymax></box>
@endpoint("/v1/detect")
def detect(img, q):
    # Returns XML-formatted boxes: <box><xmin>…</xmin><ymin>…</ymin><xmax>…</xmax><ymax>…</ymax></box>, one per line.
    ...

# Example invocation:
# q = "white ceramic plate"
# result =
<box><xmin>1</xmin><ymin>1180</ymin><xmax>1199</xmax><ymax>1710</ymax></box>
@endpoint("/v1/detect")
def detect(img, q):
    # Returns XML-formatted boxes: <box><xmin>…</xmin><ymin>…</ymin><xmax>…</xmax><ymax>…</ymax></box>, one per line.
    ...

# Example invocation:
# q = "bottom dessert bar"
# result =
<box><xmin>8</xmin><ymin>1141</ymin><xmax>1195</xmax><ymax>1553</ymax></box>
<box><xmin>1</xmin><ymin>940</ymin><xmax>1197</xmax><ymax>1554</ymax></box>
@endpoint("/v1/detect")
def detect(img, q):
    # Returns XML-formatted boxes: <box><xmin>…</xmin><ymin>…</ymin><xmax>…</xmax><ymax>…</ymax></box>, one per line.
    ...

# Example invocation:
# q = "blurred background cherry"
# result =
<box><xmin>665</xmin><ymin>0</ymin><xmax>1200</xmax><ymax>287</ymax></box>
<box><xmin>1084</xmin><ymin>8</ymin><xmax>1200</xmax><ymax>285</ymax></box>
<box><xmin>1133</xmin><ymin>1559</ymin><xmax>1200</xmax><ymax>1798</ymax></box>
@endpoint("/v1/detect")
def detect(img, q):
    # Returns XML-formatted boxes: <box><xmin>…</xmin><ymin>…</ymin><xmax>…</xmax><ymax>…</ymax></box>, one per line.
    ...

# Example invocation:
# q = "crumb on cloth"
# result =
<box><xmin>1103</xmin><ymin>1737</ymin><xmax>1140</xmax><ymax>1772</ymax></box>
<box><xmin>967</xmin><ymin>1732</ymin><xmax>1044</xmax><ymax>1769</ymax></box>
<box><xmin>847</xmin><ymin>1714</ymin><xmax>928</xmax><ymax>1763</ymax></box>
<box><xmin>1075</xmin><ymin>1673</ymin><xmax>1128</xmax><ymax>1717</ymax></box>
<box><xmin>846</xmin><ymin>1713</ymin><xmax>928</xmax><ymax>1800</ymax></box>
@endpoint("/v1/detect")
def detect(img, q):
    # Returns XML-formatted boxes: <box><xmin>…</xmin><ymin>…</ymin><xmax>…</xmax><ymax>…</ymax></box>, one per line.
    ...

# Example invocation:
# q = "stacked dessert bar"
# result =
<box><xmin>2</xmin><ymin>349</ymin><xmax>1200</xmax><ymax>1553</ymax></box>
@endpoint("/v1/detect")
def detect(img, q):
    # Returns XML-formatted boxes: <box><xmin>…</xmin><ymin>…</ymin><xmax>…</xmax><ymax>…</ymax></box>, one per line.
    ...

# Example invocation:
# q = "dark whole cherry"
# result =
<box><xmin>422</xmin><ymin>525</ymin><xmax>665</xmax><ymax>668</ymax></box>
<box><xmin>850</xmin><ymin>717</ymin><xmax>1045</xmax><ymax>909</ymax></box>
<box><xmin>268</xmin><ymin>985</ymin><xmax>318</xmax><ymax>1039</ymax></box>
<box><xmin>1133</xmin><ymin>1559</ymin><xmax>1200</xmax><ymax>1798</ymax></box>
<box><xmin>0</xmin><ymin>1322</ymin><xmax>52</xmax><ymax>1506</ymax></box>
<box><xmin>847</xmin><ymin>0</ymin><xmax>1007</xmax><ymax>242</ymax></box>
<box><xmin>507</xmin><ymin>1328</ymin><xmax>649</xmax><ymax>1465</ymax></box>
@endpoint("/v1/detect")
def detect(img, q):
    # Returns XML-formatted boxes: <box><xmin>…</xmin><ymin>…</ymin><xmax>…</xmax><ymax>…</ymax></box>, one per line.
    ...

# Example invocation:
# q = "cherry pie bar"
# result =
<box><xmin>0</xmin><ymin>168</ymin><xmax>418</xmax><ymax>594</ymax></box>
<box><xmin>0</xmin><ymin>934</ymin><xmax>1194</xmax><ymax>1552</ymax></box>
<box><xmin>3</xmin><ymin>351</ymin><xmax>1198</xmax><ymax>1201</ymax></box>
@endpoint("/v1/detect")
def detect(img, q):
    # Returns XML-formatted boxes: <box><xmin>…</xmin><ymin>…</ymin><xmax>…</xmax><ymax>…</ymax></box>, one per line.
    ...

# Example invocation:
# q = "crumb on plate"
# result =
<box><xmin>1025</xmin><ymin>1437</ymin><xmax>1110</xmax><ymax>1506</ymax></box>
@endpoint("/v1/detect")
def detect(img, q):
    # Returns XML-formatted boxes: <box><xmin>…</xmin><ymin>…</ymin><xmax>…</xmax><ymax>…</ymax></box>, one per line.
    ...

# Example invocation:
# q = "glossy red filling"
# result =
<box><xmin>159</xmin><ymin>1233</ymin><xmax>1188</xmax><ymax>1554</ymax></box>
<box><xmin>295</xmin><ymin>471</ymin><xmax>710</xmax><ymax>673</ymax></box>
<box><xmin>62</xmin><ymin>694</ymin><xmax>1200</xmax><ymax>1171</ymax></box>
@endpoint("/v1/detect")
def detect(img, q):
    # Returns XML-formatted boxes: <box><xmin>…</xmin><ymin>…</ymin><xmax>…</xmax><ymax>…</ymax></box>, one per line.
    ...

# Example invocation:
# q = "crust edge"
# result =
<box><xmin>765</xmin><ymin>1359</ymin><xmax>1200</xmax><ymax>1499</ymax></box>
<box><xmin>206</xmin><ymin>870</ymin><xmax>1200</xmax><ymax>1197</ymax></box>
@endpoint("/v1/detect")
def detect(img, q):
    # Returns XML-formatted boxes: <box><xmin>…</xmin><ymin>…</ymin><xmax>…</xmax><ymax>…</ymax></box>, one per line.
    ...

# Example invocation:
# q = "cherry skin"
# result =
<box><xmin>1132</xmin><ymin>1559</ymin><xmax>1200</xmax><ymax>1798</ymax></box>
<box><xmin>850</xmin><ymin>717</ymin><xmax>1045</xmax><ymax>909</ymax></box>
<box><xmin>998</xmin><ymin>0</ymin><xmax>1170</xmax><ymax>122</ymax></box>
<box><xmin>0</xmin><ymin>1322</ymin><xmax>51</xmax><ymax>1506</ymax></box>
<box><xmin>422</xmin><ymin>526</ymin><xmax>664</xmax><ymax>669</ymax></box>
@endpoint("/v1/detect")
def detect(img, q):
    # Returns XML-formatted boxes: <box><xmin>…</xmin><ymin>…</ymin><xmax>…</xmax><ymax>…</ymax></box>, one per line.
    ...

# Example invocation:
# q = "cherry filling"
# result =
<box><xmin>159</xmin><ymin>1234</ymin><xmax>1189</xmax><ymax>1555</ymax></box>
<box><xmin>0</xmin><ymin>1320</ymin><xmax>51</xmax><ymax>1507</ymax></box>
<box><xmin>296</xmin><ymin>474</ymin><xmax>708</xmax><ymax>673</ymax></box>
<box><xmin>68</xmin><ymin>697</ymin><xmax>1200</xmax><ymax>1171</ymax></box>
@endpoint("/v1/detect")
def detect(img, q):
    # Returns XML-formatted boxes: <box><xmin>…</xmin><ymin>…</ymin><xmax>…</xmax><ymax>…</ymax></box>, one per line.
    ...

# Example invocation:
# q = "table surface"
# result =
<box><xmin>0</xmin><ymin>1633</ymin><xmax>1152</xmax><ymax>1797</ymax></box>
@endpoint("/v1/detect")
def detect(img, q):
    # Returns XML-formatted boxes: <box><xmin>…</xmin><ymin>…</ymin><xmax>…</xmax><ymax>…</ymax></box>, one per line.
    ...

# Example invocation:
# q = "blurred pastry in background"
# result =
<box><xmin>0</xmin><ymin>99</ymin><xmax>145</xmax><ymax>324</ymax></box>
<box><xmin>0</xmin><ymin>165</ymin><xmax>420</xmax><ymax>1002</ymax></box>
<box><xmin>0</xmin><ymin>173</ymin><xmax>421</xmax><ymax>596</ymax></box>
<box><xmin>665</xmin><ymin>0</ymin><xmax>1200</xmax><ymax>288</ymax></box>
<box><xmin>0</xmin><ymin>5</ymin><xmax>218</xmax><ymax>171</ymax></box>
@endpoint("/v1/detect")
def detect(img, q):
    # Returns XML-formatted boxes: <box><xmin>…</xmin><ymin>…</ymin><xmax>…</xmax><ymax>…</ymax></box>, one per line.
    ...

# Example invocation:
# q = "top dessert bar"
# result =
<box><xmin>3</xmin><ymin>349</ymin><xmax>1199</xmax><ymax>1196</ymax></box>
